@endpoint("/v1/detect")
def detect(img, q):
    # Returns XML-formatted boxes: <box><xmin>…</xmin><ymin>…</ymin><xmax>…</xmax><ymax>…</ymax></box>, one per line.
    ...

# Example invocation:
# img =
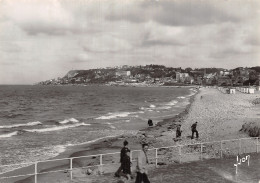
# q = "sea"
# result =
<box><xmin>0</xmin><ymin>85</ymin><xmax>197</xmax><ymax>173</ymax></box>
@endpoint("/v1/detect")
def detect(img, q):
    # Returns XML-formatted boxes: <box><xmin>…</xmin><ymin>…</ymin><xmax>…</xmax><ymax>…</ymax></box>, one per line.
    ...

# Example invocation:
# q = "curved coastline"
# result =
<box><xmin>0</xmin><ymin>86</ymin><xmax>199</xmax><ymax>183</ymax></box>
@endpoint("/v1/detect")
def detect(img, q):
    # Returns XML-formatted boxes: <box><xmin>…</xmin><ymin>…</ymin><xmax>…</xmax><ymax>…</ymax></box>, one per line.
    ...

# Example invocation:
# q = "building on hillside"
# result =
<box><xmin>204</xmin><ymin>73</ymin><xmax>217</xmax><ymax>85</ymax></box>
<box><xmin>217</xmin><ymin>76</ymin><xmax>232</xmax><ymax>86</ymax></box>
<box><xmin>66</xmin><ymin>70</ymin><xmax>79</xmax><ymax>78</ymax></box>
<box><xmin>176</xmin><ymin>72</ymin><xmax>189</xmax><ymax>83</ymax></box>
<box><xmin>115</xmin><ymin>70</ymin><xmax>131</xmax><ymax>77</ymax></box>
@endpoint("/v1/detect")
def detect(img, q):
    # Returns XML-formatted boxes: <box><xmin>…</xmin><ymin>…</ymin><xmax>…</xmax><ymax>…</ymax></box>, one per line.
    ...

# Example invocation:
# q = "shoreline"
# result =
<box><xmin>4</xmin><ymin>86</ymin><xmax>259</xmax><ymax>183</ymax></box>
<box><xmin>1</xmin><ymin>86</ymin><xmax>199</xmax><ymax>183</ymax></box>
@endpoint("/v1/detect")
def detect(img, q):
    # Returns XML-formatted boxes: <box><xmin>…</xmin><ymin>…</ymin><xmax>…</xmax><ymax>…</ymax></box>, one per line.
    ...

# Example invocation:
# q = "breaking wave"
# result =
<box><xmin>96</xmin><ymin>112</ymin><xmax>133</xmax><ymax>120</ymax></box>
<box><xmin>0</xmin><ymin>121</ymin><xmax>42</xmax><ymax>129</ymax></box>
<box><xmin>24</xmin><ymin>123</ymin><xmax>90</xmax><ymax>133</ymax></box>
<box><xmin>0</xmin><ymin>131</ymin><xmax>18</xmax><ymax>138</ymax></box>
<box><xmin>59</xmin><ymin>118</ymin><xmax>79</xmax><ymax>124</ymax></box>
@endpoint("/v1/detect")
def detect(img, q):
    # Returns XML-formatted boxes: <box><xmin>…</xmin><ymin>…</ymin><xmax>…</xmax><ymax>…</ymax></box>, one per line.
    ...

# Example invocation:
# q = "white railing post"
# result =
<box><xmin>155</xmin><ymin>148</ymin><xmax>158</xmax><ymax>168</ymax></box>
<box><xmin>178</xmin><ymin>146</ymin><xmax>182</xmax><ymax>163</ymax></box>
<box><xmin>2</xmin><ymin>137</ymin><xmax>260</xmax><ymax>181</ymax></box>
<box><xmin>130</xmin><ymin>151</ymin><xmax>133</xmax><ymax>172</ymax></box>
<box><xmin>70</xmin><ymin>158</ymin><xmax>73</xmax><ymax>180</ymax></box>
<box><xmin>220</xmin><ymin>141</ymin><xmax>223</xmax><ymax>158</ymax></box>
<box><xmin>200</xmin><ymin>143</ymin><xmax>203</xmax><ymax>160</ymax></box>
<box><xmin>257</xmin><ymin>137</ymin><xmax>259</xmax><ymax>153</ymax></box>
<box><xmin>239</xmin><ymin>139</ymin><xmax>242</xmax><ymax>155</ymax></box>
<box><xmin>100</xmin><ymin>154</ymin><xmax>103</xmax><ymax>174</ymax></box>
<box><xmin>35</xmin><ymin>162</ymin><xmax>37</xmax><ymax>183</ymax></box>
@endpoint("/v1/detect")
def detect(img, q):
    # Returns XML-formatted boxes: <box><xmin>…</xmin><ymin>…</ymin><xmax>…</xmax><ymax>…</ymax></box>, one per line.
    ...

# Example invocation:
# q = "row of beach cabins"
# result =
<box><xmin>217</xmin><ymin>86</ymin><xmax>260</xmax><ymax>94</ymax></box>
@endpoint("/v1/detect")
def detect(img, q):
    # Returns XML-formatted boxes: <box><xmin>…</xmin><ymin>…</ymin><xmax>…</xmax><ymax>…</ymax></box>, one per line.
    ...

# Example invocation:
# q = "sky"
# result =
<box><xmin>0</xmin><ymin>0</ymin><xmax>259</xmax><ymax>84</ymax></box>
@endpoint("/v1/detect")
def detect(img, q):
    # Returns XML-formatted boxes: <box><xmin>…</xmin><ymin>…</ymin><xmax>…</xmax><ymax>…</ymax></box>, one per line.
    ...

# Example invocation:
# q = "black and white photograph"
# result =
<box><xmin>0</xmin><ymin>0</ymin><xmax>260</xmax><ymax>182</ymax></box>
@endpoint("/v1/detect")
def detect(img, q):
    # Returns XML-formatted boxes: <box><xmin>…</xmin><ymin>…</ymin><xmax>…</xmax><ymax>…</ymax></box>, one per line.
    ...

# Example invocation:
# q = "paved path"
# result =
<box><xmin>90</xmin><ymin>153</ymin><xmax>260</xmax><ymax>183</ymax></box>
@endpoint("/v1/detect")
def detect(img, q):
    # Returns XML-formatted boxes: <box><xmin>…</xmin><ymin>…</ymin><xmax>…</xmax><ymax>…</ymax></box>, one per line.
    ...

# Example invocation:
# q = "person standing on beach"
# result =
<box><xmin>191</xmin><ymin>122</ymin><xmax>199</xmax><ymax>139</ymax></box>
<box><xmin>148</xmin><ymin>119</ymin><xmax>153</xmax><ymax>127</ymax></box>
<box><xmin>115</xmin><ymin>140</ymin><xmax>130</xmax><ymax>177</ymax></box>
<box><xmin>176</xmin><ymin>124</ymin><xmax>182</xmax><ymax>138</ymax></box>
<box><xmin>135</xmin><ymin>143</ymin><xmax>150</xmax><ymax>183</ymax></box>
<box><xmin>119</xmin><ymin>149</ymin><xmax>132</xmax><ymax>181</ymax></box>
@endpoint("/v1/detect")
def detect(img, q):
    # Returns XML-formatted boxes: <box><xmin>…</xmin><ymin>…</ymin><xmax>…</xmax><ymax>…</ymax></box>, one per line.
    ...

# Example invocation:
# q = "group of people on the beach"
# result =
<box><xmin>115</xmin><ymin>141</ymin><xmax>150</xmax><ymax>183</ymax></box>
<box><xmin>114</xmin><ymin>121</ymin><xmax>199</xmax><ymax>183</ymax></box>
<box><xmin>175</xmin><ymin>121</ymin><xmax>199</xmax><ymax>140</ymax></box>
<box><xmin>147</xmin><ymin>119</ymin><xmax>199</xmax><ymax>140</ymax></box>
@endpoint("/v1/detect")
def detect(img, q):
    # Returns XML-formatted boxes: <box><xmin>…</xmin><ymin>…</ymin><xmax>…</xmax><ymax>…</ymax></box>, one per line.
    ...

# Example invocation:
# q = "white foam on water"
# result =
<box><xmin>67</xmin><ymin>135</ymin><xmax>121</xmax><ymax>147</ymax></box>
<box><xmin>177</xmin><ymin>96</ymin><xmax>186</xmax><ymax>99</ymax></box>
<box><xmin>96</xmin><ymin>112</ymin><xmax>133</xmax><ymax>120</ymax></box>
<box><xmin>0</xmin><ymin>131</ymin><xmax>18</xmax><ymax>138</ymax></box>
<box><xmin>0</xmin><ymin>145</ymin><xmax>67</xmax><ymax>175</ymax></box>
<box><xmin>59</xmin><ymin>118</ymin><xmax>79</xmax><ymax>124</ymax></box>
<box><xmin>166</xmin><ymin>100</ymin><xmax>178</xmax><ymax>106</ymax></box>
<box><xmin>0</xmin><ymin>121</ymin><xmax>42</xmax><ymax>129</ymax></box>
<box><xmin>24</xmin><ymin>123</ymin><xmax>90</xmax><ymax>133</ymax></box>
<box><xmin>150</xmin><ymin>104</ymin><xmax>156</xmax><ymax>108</ymax></box>
<box><xmin>107</xmin><ymin>122</ymin><xmax>116</xmax><ymax>129</ymax></box>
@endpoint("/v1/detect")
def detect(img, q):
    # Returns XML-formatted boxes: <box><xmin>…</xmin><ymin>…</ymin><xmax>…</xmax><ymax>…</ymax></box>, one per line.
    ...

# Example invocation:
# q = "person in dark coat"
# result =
<box><xmin>176</xmin><ymin>124</ymin><xmax>182</xmax><ymax>138</ymax></box>
<box><xmin>115</xmin><ymin>140</ymin><xmax>130</xmax><ymax>177</ymax></box>
<box><xmin>148</xmin><ymin>119</ymin><xmax>153</xmax><ymax>127</ymax></box>
<box><xmin>191</xmin><ymin>122</ymin><xmax>199</xmax><ymax>139</ymax></box>
<box><xmin>119</xmin><ymin>149</ymin><xmax>131</xmax><ymax>180</ymax></box>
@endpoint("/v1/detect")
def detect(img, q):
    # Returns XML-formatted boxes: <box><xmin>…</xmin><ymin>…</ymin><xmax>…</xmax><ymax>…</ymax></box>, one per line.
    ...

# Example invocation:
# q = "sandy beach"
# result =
<box><xmin>1</xmin><ymin>87</ymin><xmax>260</xmax><ymax>183</ymax></box>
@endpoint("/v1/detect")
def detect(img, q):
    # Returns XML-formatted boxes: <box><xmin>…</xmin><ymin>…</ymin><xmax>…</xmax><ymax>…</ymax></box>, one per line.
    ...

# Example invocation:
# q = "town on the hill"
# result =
<box><xmin>38</xmin><ymin>65</ymin><xmax>260</xmax><ymax>86</ymax></box>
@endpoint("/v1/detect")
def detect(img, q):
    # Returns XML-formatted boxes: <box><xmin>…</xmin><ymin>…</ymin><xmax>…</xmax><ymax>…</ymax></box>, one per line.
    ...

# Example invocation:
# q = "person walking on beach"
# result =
<box><xmin>115</xmin><ymin>140</ymin><xmax>130</xmax><ymax>177</ymax></box>
<box><xmin>135</xmin><ymin>143</ymin><xmax>150</xmax><ymax>183</ymax></box>
<box><xmin>119</xmin><ymin>149</ymin><xmax>132</xmax><ymax>181</ymax></box>
<box><xmin>176</xmin><ymin>124</ymin><xmax>182</xmax><ymax>138</ymax></box>
<box><xmin>191</xmin><ymin>122</ymin><xmax>199</xmax><ymax>139</ymax></box>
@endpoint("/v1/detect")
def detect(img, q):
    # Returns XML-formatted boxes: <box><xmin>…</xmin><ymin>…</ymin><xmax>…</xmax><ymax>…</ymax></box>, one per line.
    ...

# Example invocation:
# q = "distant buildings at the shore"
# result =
<box><xmin>37</xmin><ymin>65</ymin><xmax>260</xmax><ymax>87</ymax></box>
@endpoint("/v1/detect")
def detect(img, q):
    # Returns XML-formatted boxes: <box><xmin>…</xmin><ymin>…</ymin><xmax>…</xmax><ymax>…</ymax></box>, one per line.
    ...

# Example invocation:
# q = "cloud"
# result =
<box><xmin>1</xmin><ymin>0</ymin><xmax>74</xmax><ymax>36</ymax></box>
<box><xmin>107</xmin><ymin>0</ymin><xmax>240</xmax><ymax>26</ymax></box>
<box><xmin>0</xmin><ymin>0</ymin><xmax>259</xmax><ymax>84</ymax></box>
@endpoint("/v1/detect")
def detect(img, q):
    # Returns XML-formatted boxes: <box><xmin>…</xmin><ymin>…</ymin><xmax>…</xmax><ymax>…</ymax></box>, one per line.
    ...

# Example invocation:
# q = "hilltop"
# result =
<box><xmin>37</xmin><ymin>65</ymin><xmax>260</xmax><ymax>86</ymax></box>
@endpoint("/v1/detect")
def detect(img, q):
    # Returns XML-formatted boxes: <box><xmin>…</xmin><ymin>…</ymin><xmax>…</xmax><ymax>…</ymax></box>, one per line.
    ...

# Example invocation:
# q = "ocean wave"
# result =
<box><xmin>156</xmin><ymin>106</ymin><xmax>172</xmax><ymax>110</ymax></box>
<box><xmin>140</xmin><ymin>105</ymin><xmax>156</xmax><ymax>111</ymax></box>
<box><xmin>96</xmin><ymin>112</ymin><xmax>133</xmax><ymax>120</ymax></box>
<box><xmin>177</xmin><ymin>96</ymin><xmax>186</xmax><ymax>99</ymax></box>
<box><xmin>59</xmin><ymin>118</ymin><xmax>79</xmax><ymax>124</ymax></box>
<box><xmin>107</xmin><ymin>122</ymin><xmax>116</xmax><ymax>129</ymax></box>
<box><xmin>150</xmin><ymin>104</ymin><xmax>156</xmax><ymax>108</ymax></box>
<box><xmin>0</xmin><ymin>121</ymin><xmax>42</xmax><ymax>129</ymax></box>
<box><xmin>3</xmin><ymin>113</ymin><xmax>23</xmax><ymax>118</ymax></box>
<box><xmin>67</xmin><ymin>134</ymin><xmax>123</xmax><ymax>147</ymax></box>
<box><xmin>0</xmin><ymin>131</ymin><xmax>18</xmax><ymax>138</ymax></box>
<box><xmin>166</xmin><ymin>100</ymin><xmax>178</xmax><ymax>106</ymax></box>
<box><xmin>24</xmin><ymin>123</ymin><xmax>90</xmax><ymax>133</ymax></box>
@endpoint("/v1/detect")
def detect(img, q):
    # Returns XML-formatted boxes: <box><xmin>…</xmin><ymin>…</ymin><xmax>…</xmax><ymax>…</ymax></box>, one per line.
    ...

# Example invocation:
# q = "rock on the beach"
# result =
<box><xmin>146</xmin><ymin>134</ymin><xmax>155</xmax><ymax>138</ymax></box>
<box><xmin>86</xmin><ymin>168</ymin><xmax>93</xmax><ymax>175</ymax></box>
<box><xmin>240</xmin><ymin>122</ymin><xmax>260</xmax><ymax>137</ymax></box>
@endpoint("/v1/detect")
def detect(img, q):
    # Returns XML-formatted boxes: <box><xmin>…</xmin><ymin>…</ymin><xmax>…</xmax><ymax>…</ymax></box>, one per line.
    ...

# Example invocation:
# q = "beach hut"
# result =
<box><xmin>248</xmin><ymin>88</ymin><xmax>255</xmax><ymax>94</ymax></box>
<box><xmin>229</xmin><ymin>88</ymin><xmax>236</xmax><ymax>94</ymax></box>
<box><xmin>245</xmin><ymin>88</ymin><xmax>249</xmax><ymax>93</ymax></box>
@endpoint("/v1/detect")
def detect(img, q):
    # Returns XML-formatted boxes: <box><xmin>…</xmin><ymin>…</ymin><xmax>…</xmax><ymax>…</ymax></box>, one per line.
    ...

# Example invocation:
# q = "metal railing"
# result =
<box><xmin>0</xmin><ymin>137</ymin><xmax>259</xmax><ymax>183</ymax></box>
